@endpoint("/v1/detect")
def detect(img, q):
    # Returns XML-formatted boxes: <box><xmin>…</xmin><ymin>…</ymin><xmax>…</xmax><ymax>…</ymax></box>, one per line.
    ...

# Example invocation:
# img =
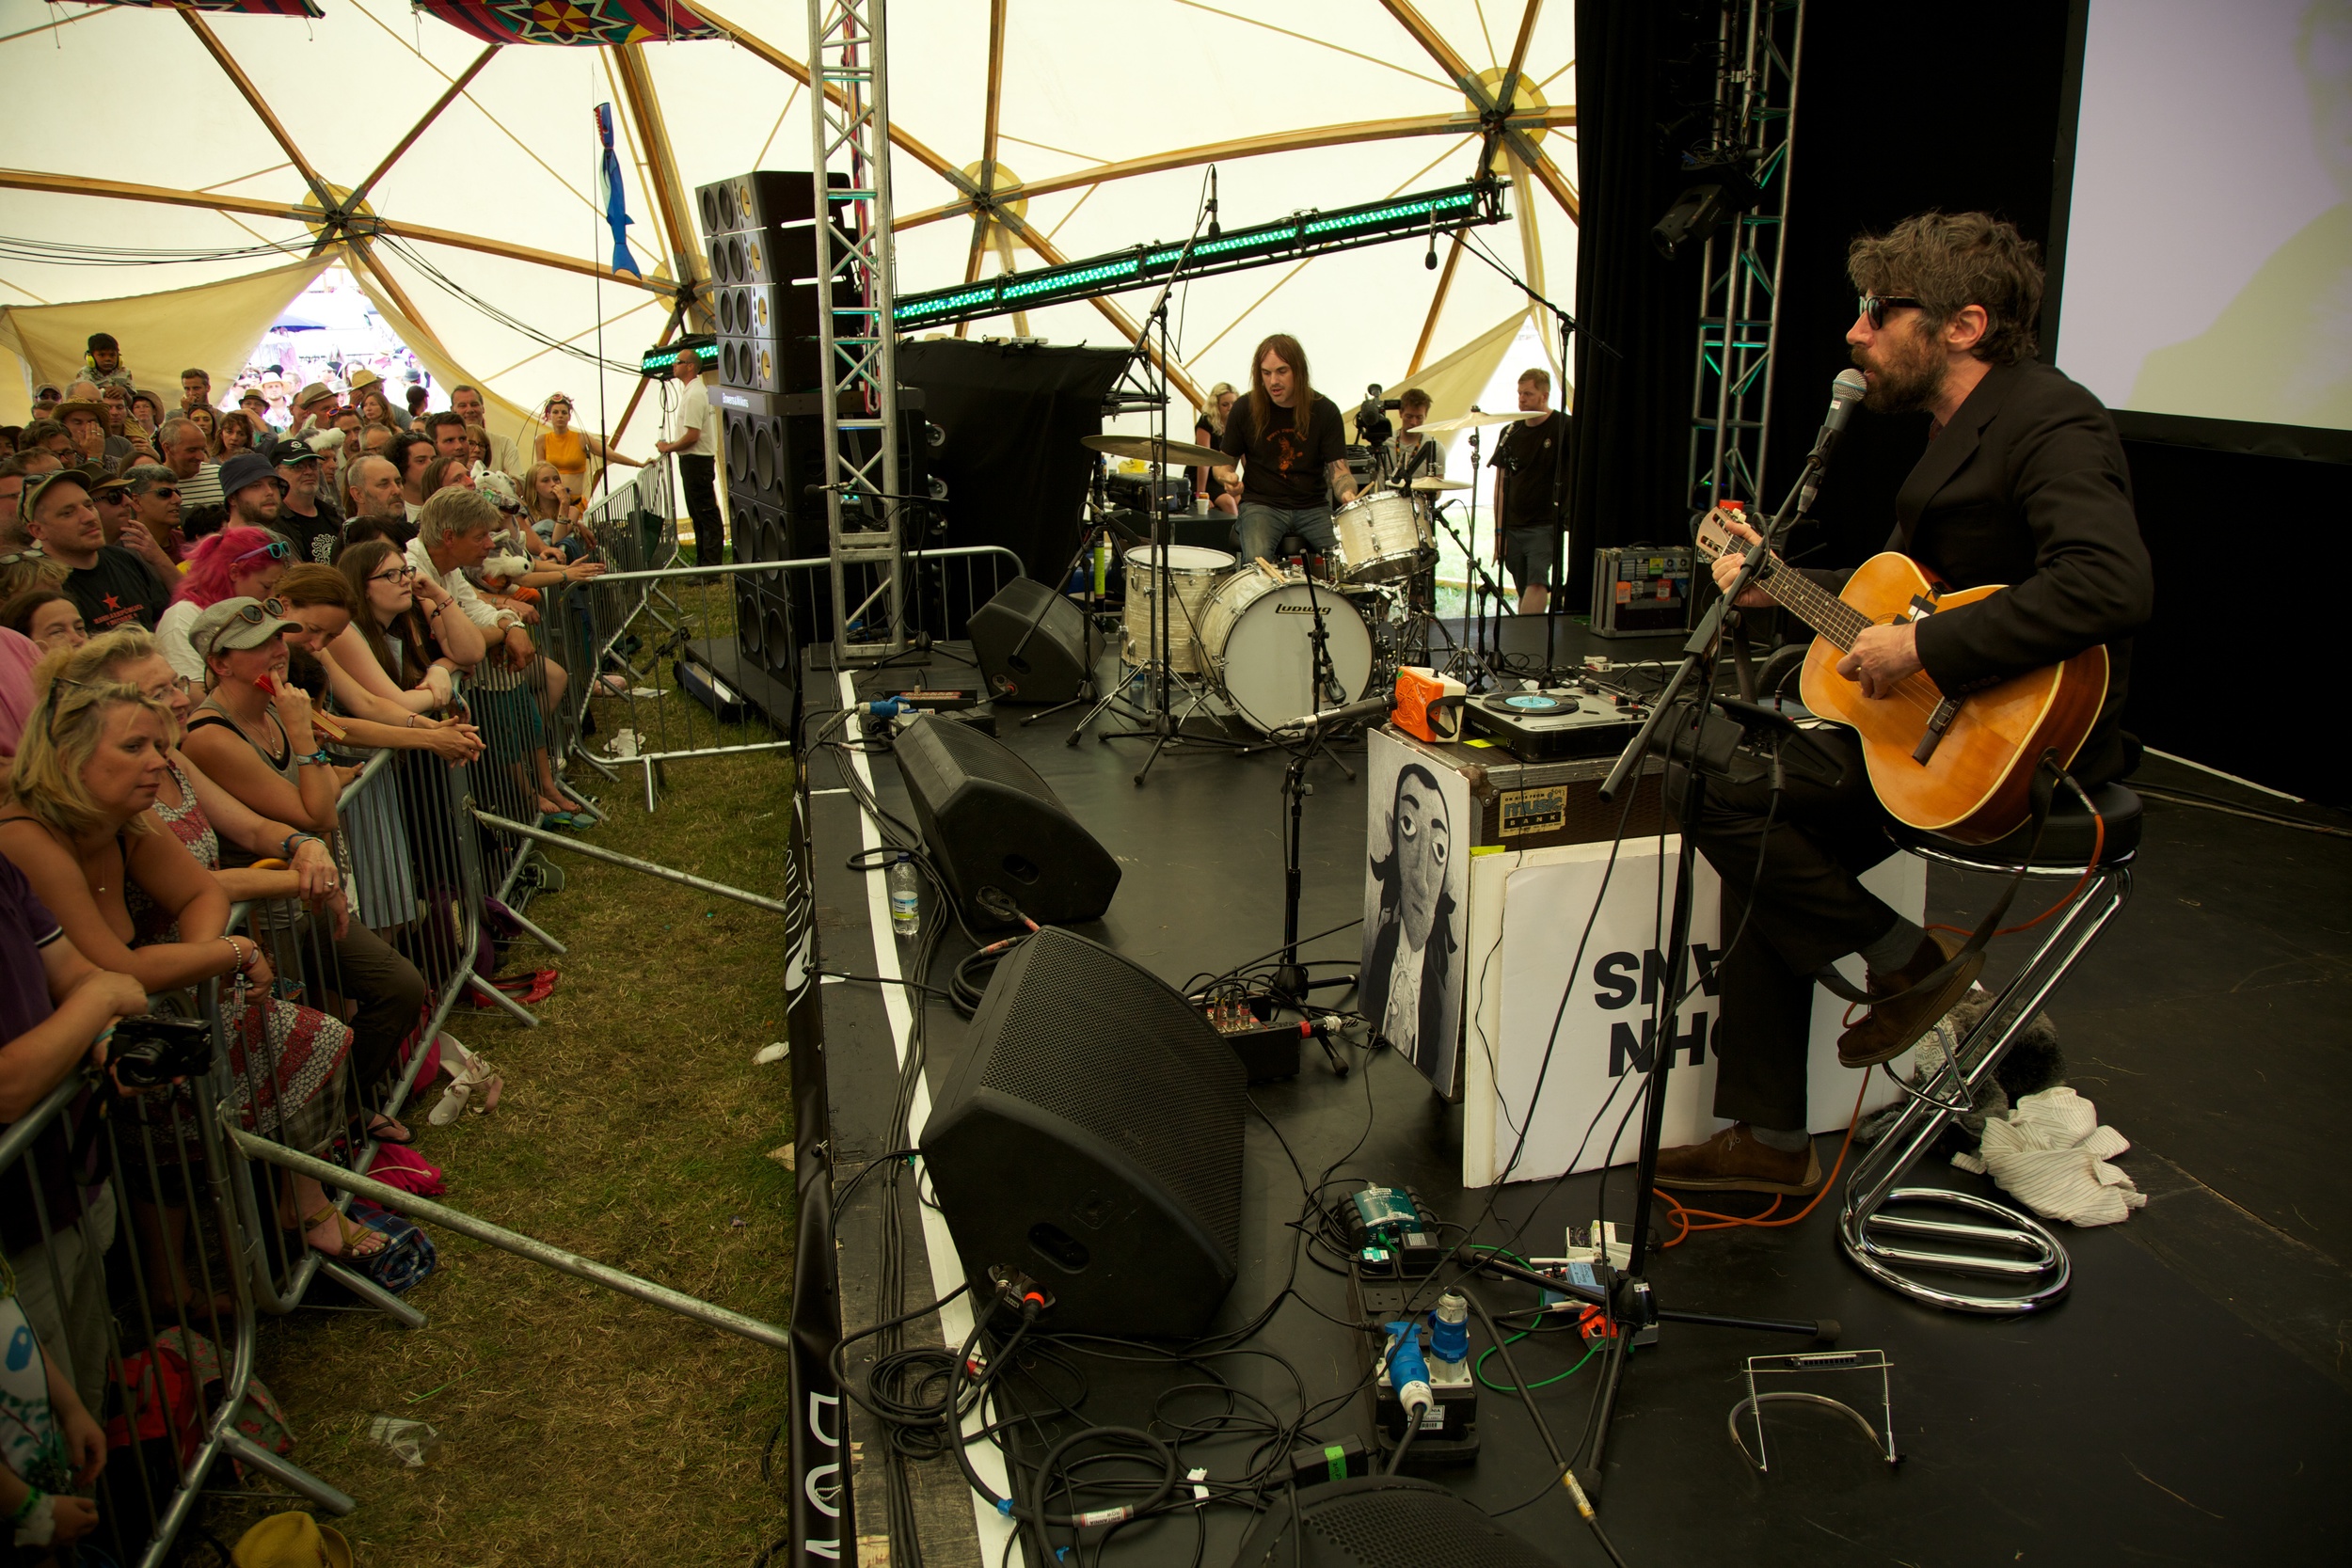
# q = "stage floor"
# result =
<box><xmin>803</xmin><ymin>621</ymin><xmax>2352</xmax><ymax>1568</ymax></box>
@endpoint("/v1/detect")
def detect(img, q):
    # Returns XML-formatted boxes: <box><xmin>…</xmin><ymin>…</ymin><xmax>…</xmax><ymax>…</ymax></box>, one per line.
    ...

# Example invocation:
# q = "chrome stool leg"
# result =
<box><xmin>1838</xmin><ymin>865</ymin><xmax>2133</xmax><ymax>1313</ymax></box>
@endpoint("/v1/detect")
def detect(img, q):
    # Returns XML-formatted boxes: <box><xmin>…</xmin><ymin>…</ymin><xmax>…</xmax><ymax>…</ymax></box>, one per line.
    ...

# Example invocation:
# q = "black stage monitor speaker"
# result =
<box><xmin>1232</xmin><ymin>1477</ymin><xmax>1565</xmax><ymax>1568</ymax></box>
<box><xmin>894</xmin><ymin>714</ymin><xmax>1119</xmax><ymax>929</ymax></box>
<box><xmin>969</xmin><ymin>578</ymin><xmax>1101</xmax><ymax>705</ymax></box>
<box><xmin>918</xmin><ymin>928</ymin><xmax>1245</xmax><ymax>1338</ymax></box>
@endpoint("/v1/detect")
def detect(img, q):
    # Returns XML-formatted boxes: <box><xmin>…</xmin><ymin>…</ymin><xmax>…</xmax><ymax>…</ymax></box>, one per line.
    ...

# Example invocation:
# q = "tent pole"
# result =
<box><xmin>1409</xmin><ymin>232</ymin><xmax>1467</xmax><ymax>376</ymax></box>
<box><xmin>348</xmin><ymin>46</ymin><xmax>500</xmax><ymax>216</ymax></box>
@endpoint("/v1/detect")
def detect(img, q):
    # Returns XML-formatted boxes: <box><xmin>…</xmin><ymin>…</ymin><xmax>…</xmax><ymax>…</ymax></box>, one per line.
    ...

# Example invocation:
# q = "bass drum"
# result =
<box><xmin>1199</xmin><ymin>565</ymin><xmax>1374</xmax><ymax>734</ymax></box>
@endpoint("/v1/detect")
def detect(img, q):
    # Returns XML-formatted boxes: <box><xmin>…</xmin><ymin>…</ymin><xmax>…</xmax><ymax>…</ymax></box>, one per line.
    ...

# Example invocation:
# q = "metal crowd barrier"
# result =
<box><xmin>0</xmin><ymin>976</ymin><xmax>356</xmax><ymax>1568</ymax></box>
<box><xmin>562</xmin><ymin>546</ymin><xmax>1024</xmax><ymax>811</ymax></box>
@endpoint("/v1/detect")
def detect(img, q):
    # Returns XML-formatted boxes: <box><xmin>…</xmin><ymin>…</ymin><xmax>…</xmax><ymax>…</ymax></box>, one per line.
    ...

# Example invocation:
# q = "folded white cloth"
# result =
<box><xmin>1953</xmin><ymin>1086</ymin><xmax>2144</xmax><ymax>1226</ymax></box>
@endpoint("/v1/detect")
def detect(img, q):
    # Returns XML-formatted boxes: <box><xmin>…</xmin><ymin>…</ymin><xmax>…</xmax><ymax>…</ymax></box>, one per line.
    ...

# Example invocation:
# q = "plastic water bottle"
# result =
<box><xmin>887</xmin><ymin>852</ymin><xmax>920</xmax><ymax>939</ymax></box>
<box><xmin>1429</xmin><ymin>1292</ymin><xmax>1469</xmax><ymax>1380</ymax></box>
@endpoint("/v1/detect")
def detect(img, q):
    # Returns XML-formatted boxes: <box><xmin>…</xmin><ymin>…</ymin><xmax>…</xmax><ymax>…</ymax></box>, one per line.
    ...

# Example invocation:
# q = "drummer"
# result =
<box><xmin>1210</xmin><ymin>332</ymin><xmax>1359</xmax><ymax>567</ymax></box>
<box><xmin>1388</xmin><ymin>388</ymin><xmax>1446</xmax><ymax>483</ymax></box>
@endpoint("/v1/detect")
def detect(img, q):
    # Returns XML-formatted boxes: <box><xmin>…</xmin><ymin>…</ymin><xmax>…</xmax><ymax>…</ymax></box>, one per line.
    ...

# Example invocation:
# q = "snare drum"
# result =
<box><xmin>1198</xmin><ymin>563</ymin><xmax>1375</xmax><ymax>734</ymax></box>
<box><xmin>1121</xmin><ymin>545</ymin><xmax>1232</xmax><ymax>673</ymax></box>
<box><xmin>1331</xmin><ymin>490</ymin><xmax>1424</xmax><ymax>583</ymax></box>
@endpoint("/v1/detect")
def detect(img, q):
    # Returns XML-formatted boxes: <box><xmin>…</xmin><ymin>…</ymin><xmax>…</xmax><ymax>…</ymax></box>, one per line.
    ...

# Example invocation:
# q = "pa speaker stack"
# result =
<box><xmin>918</xmin><ymin>927</ymin><xmax>1244</xmax><ymax>1338</ymax></box>
<box><xmin>696</xmin><ymin>170</ymin><xmax>842</xmax><ymax>681</ymax></box>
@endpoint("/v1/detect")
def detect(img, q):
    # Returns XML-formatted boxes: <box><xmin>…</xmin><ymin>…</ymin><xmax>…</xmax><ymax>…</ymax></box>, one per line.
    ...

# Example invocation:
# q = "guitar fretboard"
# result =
<box><xmin>1749</xmin><ymin>552</ymin><xmax>1874</xmax><ymax>650</ymax></box>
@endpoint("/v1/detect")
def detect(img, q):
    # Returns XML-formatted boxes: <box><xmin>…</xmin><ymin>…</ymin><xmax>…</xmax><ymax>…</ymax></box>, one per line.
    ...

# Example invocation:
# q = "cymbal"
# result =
<box><xmin>1414</xmin><ymin>408</ymin><xmax>1542</xmax><ymax>435</ymax></box>
<box><xmin>1082</xmin><ymin>433</ymin><xmax>1224</xmax><ymax>468</ymax></box>
<box><xmin>1407</xmin><ymin>477</ymin><xmax>1470</xmax><ymax>492</ymax></box>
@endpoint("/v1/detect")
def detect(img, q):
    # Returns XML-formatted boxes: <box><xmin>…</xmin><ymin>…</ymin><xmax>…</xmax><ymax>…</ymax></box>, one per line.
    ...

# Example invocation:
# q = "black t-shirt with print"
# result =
<box><xmin>1218</xmin><ymin>393</ymin><xmax>1347</xmax><ymax>510</ymax></box>
<box><xmin>280</xmin><ymin>498</ymin><xmax>344</xmax><ymax>564</ymax></box>
<box><xmin>64</xmin><ymin>545</ymin><xmax>166</xmax><ymax>633</ymax></box>
<box><xmin>1493</xmin><ymin>414</ymin><xmax>1569</xmax><ymax>532</ymax></box>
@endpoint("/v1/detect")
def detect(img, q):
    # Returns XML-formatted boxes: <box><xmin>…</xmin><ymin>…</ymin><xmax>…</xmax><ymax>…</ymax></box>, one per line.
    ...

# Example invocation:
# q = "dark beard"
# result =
<box><xmin>1857</xmin><ymin>334</ymin><xmax>1946</xmax><ymax>416</ymax></box>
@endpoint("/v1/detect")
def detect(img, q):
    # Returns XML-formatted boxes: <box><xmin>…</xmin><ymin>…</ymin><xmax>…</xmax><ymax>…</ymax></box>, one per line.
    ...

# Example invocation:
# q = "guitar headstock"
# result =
<box><xmin>1692</xmin><ymin>505</ymin><xmax>1748</xmax><ymax>563</ymax></box>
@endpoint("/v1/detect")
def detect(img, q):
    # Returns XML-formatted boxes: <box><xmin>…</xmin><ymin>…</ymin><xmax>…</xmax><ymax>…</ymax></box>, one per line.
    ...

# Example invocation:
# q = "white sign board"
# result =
<box><xmin>1461</xmin><ymin>835</ymin><xmax>1924</xmax><ymax>1188</ymax></box>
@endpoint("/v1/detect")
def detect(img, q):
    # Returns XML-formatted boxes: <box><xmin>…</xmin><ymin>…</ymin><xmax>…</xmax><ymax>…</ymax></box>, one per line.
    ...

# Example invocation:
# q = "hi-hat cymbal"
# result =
<box><xmin>1407</xmin><ymin>477</ymin><xmax>1470</xmax><ymax>493</ymax></box>
<box><xmin>1082</xmin><ymin>433</ymin><xmax>1224</xmax><ymax>468</ymax></box>
<box><xmin>1414</xmin><ymin>408</ymin><xmax>1543</xmax><ymax>435</ymax></box>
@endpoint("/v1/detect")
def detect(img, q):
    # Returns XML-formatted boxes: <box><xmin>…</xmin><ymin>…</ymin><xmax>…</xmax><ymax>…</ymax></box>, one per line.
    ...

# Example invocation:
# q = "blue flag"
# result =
<box><xmin>596</xmin><ymin>103</ymin><xmax>641</xmax><ymax>278</ymax></box>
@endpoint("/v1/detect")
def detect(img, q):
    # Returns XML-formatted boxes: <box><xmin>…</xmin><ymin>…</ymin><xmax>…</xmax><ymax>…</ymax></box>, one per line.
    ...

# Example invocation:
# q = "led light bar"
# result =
<box><xmin>642</xmin><ymin>336</ymin><xmax>719</xmax><ymax>378</ymax></box>
<box><xmin>892</xmin><ymin>180</ymin><xmax>1508</xmax><ymax>330</ymax></box>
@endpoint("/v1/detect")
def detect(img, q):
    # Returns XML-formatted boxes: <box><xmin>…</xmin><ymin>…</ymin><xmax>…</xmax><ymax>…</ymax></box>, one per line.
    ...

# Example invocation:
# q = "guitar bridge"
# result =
<box><xmin>1913</xmin><ymin>696</ymin><xmax>1962</xmax><ymax>765</ymax></box>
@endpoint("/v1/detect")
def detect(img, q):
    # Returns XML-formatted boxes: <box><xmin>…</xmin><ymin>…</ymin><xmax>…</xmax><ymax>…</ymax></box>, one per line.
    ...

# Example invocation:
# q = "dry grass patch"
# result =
<box><xmin>244</xmin><ymin>724</ymin><xmax>801</xmax><ymax>1567</ymax></box>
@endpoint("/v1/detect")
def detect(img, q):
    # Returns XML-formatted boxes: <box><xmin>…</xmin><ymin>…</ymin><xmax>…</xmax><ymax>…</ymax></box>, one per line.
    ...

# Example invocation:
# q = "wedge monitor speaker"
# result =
<box><xmin>893</xmin><ymin>713</ymin><xmax>1119</xmax><ymax>930</ymax></box>
<box><xmin>917</xmin><ymin>928</ymin><xmax>1244</xmax><ymax>1338</ymax></box>
<box><xmin>969</xmin><ymin>578</ymin><xmax>1101</xmax><ymax>705</ymax></box>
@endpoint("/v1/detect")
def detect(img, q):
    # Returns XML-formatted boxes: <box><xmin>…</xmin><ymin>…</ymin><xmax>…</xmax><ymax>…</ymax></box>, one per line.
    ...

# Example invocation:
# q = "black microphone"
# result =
<box><xmin>1795</xmin><ymin>368</ymin><xmax>1867</xmax><ymax>517</ymax></box>
<box><xmin>1207</xmin><ymin>166</ymin><xmax>1219</xmax><ymax>239</ymax></box>
<box><xmin>1277</xmin><ymin>689</ymin><xmax>1396</xmax><ymax>734</ymax></box>
<box><xmin>1425</xmin><ymin>207</ymin><xmax>1438</xmax><ymax>270</ymax></box>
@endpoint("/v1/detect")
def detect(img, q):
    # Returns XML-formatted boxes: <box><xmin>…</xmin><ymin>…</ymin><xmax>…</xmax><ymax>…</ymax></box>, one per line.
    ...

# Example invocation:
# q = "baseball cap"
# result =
<box><xmin>190</xmin><ymin>596</ymin><xmax>300</xmax><ymax>661</ymax></box>
<box><xmin>19</xmin><ymin>467</ymin><xmax>93</xmax><ymax>521</ymax></box>
<box><xmin>268</xmin><ymin>436</ymin><xmax>322</xmax><ymax>467</ymax></box>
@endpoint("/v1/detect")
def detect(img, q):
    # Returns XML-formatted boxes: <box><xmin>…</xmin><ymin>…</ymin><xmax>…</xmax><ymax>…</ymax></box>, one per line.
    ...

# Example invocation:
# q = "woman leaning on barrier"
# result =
<box><xmin>0</xmin><ymin>654</ymin><xmax>381</xmax><ymax>1262</ymax></box>
<box><xmin>92</xmin><ymin>625</ymin><xmax>431</xmax><ymax>1146</ymax></box>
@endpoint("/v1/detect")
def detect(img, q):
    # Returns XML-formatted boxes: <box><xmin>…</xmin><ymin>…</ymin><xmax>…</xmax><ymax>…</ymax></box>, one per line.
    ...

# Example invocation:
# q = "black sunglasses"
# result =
<box><xmin>1858</xmin><ymin>293</ymin><xmax>1924</xmax><ymax>329</ymax></box>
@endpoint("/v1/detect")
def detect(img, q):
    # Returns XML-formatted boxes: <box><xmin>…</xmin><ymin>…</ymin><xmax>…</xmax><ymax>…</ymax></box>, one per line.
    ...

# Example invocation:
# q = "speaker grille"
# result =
<box><xmin>976</xmin><ymin>933</ymin><xmax>1243</xmax><ymax>1259</ymax></box>
<box><xmin>1305</xmin><ymin>1489</ymin><xmax>1561</xmax><ymax>1568</ymax></box>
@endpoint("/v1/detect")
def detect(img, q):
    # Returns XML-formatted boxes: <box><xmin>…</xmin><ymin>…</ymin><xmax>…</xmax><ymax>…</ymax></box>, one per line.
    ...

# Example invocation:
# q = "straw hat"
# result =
<box><xmin>230</xmin><ymin>1512</ymin><xmax>353</xmax><ymax>1568</ymax></box>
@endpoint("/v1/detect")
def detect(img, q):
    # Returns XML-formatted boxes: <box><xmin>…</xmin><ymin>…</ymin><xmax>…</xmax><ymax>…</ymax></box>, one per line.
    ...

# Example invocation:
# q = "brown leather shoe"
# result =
<box><xmin>1653</xmin><ymin>1124</ymin><xmax>1823</xmax><ymax>1195</ymax></box>
<box><xmin>1837</xmin><ymin>928</ymin><xmax>1986</xmax><ymax>1069</ymax></box>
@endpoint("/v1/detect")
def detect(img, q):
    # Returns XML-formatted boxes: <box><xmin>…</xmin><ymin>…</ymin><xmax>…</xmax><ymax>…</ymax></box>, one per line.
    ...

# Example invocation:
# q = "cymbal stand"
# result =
<box><xmin>1426</xmin><ymin>500</ymin><xmax>1507</xmax><ymax>690</ymax></box>
<box><xmin>1066</xmin><ymin>182</ymin><xmax>1251</xmax><ymax>784</ymax></box>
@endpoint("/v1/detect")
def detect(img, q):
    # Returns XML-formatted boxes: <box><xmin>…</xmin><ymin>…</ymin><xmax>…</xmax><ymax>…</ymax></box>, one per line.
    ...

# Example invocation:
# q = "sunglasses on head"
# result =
<box><xmin>1858</xmin><ymin>293</ymin><xmax>1924</xmax><ymax>330</ymax></box>
<box><xmin>234</xmin><ymin>538</ymin><xmax>293</xmax><ymax>564</ymax></box>
<box><xmin>0</xmin><ymin>545</ymin><xmax>45</xmax><ymax>566</ymax></box>
<box><xmin>200</xmin><ymin>597</ymin><xmax>289</xmax><ymax>657</ymax></box>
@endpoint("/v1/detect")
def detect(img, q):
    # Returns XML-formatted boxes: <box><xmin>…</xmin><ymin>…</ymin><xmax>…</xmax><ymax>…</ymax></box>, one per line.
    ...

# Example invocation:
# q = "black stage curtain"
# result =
<box><xmin>1566</xmin><ymin>0</ymin><xmax>1716</xmax><ymax>614</ymax></box>
<box><xmin>897</xmin><ymin>340</ymin><xmax>1132</xmax><ymax>584</ymax></box>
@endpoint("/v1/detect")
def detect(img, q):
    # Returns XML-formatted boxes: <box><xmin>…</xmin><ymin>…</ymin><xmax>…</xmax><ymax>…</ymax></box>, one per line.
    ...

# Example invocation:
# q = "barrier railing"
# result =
<box><xmin>564</xmin><ymin>546</ymin><xmax>1023</xmax><ymax>810</ymax></box>
<box><xmin>0</xmin><ymin>977</ymin><xmax>355</xmax><ymax>1568</ymax></box>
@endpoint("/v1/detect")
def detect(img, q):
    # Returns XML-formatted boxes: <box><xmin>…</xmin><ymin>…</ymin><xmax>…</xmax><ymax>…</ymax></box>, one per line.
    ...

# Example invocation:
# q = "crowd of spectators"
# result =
<box><xmin>0</xmin><ymin>332</ymin><xmax>633</xmax><ymax>1556</ymax></box>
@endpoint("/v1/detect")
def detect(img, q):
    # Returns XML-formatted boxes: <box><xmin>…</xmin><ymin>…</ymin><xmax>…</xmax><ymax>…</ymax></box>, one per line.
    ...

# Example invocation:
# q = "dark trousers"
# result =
<box><xmin>1671</xmin><ymin>728</ymin><xmax>1901</xmax><ymax>1130</ymax></box>
<box><xmin>679</xmin><ymin>452</ymin><xmax>723</xmax><ymax>562</ymax></box>
<box><xmin>317</xmin><ymin>918</ymin><xmax>428</xmax><ymax>1104</ymax></box>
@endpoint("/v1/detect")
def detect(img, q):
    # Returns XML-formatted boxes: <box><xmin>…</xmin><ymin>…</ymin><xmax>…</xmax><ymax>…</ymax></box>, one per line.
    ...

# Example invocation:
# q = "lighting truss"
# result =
<box><xmin>892</xmin><ymin>180</ymin><xmax>1511</xmax><ymax>331</ymax></box>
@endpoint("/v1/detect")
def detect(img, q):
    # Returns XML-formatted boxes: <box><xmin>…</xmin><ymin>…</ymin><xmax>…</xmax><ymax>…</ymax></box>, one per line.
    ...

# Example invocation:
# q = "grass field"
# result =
<box><xmin>239</xmin><ymin>676</ymin><xmax>803</xmax><ymax>1564</ymax></box>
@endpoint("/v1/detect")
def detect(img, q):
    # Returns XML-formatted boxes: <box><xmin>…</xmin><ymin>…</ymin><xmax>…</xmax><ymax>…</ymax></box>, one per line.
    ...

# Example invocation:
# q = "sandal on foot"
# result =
<box><xmin>303</xmin><ymin>1204</ymin><xmax>387</xmax><ymax>1259</ymax></box>
<box><xmin>367</xmin><ymin>1113</ymin><xmax>415</xmax><ymax>1146</ymax></box>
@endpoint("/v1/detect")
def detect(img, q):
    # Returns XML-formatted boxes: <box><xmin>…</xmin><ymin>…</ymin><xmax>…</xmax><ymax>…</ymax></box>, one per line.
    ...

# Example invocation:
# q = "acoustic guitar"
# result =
<box><xmin>1692</xmin><ymin>510</ymin><xmax>2107</xmax><ymax>845</ymax></box>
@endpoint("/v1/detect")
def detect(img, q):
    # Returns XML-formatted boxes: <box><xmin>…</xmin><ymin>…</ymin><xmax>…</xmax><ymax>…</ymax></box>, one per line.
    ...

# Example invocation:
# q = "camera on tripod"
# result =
<box><xmin>106</xmin><ymin>1015</ymin><xmax>213</xmax><ymax>1089</ymax></box>
<box><xmin>1355</xmin><ymin>383</ymin><xmax>1403</xmax><ymax>446</ymax></box>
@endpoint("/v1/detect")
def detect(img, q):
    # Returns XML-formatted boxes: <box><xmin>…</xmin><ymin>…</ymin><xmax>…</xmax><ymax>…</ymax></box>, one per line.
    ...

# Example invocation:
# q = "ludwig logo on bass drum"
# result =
<box><xmin>1274</xmin><ymin>603</ymin><xmax>1325</xmax><ymax>614</ymax></box>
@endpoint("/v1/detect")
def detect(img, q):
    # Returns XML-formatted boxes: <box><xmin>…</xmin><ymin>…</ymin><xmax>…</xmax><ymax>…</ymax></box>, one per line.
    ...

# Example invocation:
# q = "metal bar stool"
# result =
<box><xmin>1838</xmin><ymin>782</ymin><xmax>2143</xmax><ymax>1314</ymax></box>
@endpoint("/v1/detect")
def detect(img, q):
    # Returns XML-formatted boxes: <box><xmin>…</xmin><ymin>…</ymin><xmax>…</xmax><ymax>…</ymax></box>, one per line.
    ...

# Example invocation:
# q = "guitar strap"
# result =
<box><xmin>1811</xmin><ymin>750</ymin><xmax>2084</xmax><ymax>1008</ymax></box>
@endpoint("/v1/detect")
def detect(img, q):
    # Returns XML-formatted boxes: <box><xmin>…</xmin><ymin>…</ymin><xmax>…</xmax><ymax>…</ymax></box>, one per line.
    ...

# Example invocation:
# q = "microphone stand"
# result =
<box><xmin>1573</xmin><ymin>446</ymin><xmax>1840</xmax><ymax>1495</ymax></box>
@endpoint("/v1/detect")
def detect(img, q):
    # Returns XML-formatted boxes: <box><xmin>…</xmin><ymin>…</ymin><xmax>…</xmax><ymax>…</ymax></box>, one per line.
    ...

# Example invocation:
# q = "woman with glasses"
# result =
<box><xmin>0</xmin><ymin>649</ymin><xmax>379</xmax><ymax>1265</ymax></box>
<box><xmin>336</xmin><ymin>540</ymin><xmax>484</xmax><ymax>705</ymax></box>
<box><xmin>156</xmin><ymin>527</ymin><xmax>289</xmax><ymax>681</ymax></box>
<box><xmin>0</xmin><ymin>589</ymin><xmax>87</xmax><ymax>656</ymax></box>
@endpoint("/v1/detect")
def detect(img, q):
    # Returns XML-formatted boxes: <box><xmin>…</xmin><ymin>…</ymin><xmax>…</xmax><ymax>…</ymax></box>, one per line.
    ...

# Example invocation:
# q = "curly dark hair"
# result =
<box><xmin>1847</xmin><ymin>212</ymin><xmax>2045</xmax><ymax>366</ymax></box>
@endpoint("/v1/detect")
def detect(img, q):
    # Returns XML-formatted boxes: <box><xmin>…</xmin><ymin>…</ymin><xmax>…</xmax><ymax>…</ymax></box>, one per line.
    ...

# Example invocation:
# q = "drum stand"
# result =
<box><xmin>1068</xmin><ymin>509</ymin><xmax>1254</xmax><ymax>784</ymax></box>
<box><xmin>1427</xmin><ymin>500</ymin><xmax>1511</xmax><ymax>690</ymax></box>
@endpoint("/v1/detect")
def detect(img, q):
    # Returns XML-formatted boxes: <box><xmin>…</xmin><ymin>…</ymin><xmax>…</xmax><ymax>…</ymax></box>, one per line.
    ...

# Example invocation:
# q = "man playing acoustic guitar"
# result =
<box><xmin>1658</xmin><ymin>212</ymin><xmax>2155</xmax><ymax>1196</ymax></box>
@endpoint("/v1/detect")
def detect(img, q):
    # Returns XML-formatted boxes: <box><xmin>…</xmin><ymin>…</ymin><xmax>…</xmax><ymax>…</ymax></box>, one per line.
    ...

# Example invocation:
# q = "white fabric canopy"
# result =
<box><xmin>0</xmin><ymin>0</ymin><xmax>1577</xmax><ymax>449</ymax></box>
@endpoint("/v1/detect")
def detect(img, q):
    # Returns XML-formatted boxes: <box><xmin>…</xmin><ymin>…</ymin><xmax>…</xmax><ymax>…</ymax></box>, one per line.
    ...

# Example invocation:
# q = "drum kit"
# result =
<box><xmin>1060</xmin><ymin>415</ymin><xmax>1532</xmax><ymax>774</ymax></box>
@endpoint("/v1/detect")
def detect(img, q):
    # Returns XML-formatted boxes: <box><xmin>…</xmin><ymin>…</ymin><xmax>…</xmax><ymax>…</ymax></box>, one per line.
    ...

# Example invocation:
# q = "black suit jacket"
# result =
<box><xmin>1828</xmin><ymin>358</ymin><xmax>2154</xmax><ymax>784</ymax></box>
